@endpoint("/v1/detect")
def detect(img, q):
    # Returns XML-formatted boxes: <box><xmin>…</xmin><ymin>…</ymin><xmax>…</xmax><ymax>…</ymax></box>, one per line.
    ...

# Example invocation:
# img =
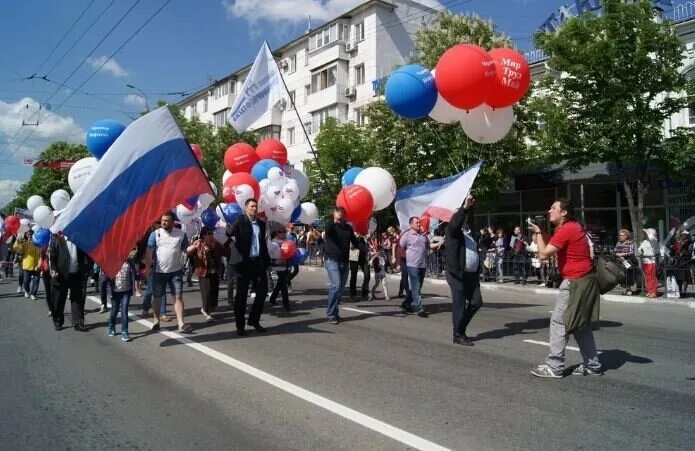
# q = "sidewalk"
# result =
<box><xmin>301</xmin><ymin>265</ymin><xmax>695</xmax><ymax>309</ymax></box>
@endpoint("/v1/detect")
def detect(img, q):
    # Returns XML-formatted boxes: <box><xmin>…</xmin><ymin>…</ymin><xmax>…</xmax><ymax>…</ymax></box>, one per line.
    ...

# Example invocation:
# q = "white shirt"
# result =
<box><xmin>65</xmin><ymin>239</ymin><xmax>79</xmax><ymax>273</ymax></box>
<box><xmin>149</xmin><ymin>228</ymin><xmax>188</xmax><ymax>273</ymax></box>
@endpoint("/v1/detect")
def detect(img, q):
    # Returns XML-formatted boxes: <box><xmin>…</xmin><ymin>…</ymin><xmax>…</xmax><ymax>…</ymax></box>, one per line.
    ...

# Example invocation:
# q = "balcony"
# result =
<box><xmin>308</xmin><ymin>41</ymin><xmax>349</xmax><ymax>71</ymax></box>
<box><xmin>306</xmin><ymin>85</ymin><xmax>348</xmax><ymax>112</ymax></box>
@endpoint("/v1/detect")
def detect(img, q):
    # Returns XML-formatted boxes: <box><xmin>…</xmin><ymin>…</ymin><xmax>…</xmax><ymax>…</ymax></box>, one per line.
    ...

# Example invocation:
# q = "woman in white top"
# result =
<box><xmin>639</xmin><ymin>228</ymin><xmax>659</xmax><ymax>298</ymax></box>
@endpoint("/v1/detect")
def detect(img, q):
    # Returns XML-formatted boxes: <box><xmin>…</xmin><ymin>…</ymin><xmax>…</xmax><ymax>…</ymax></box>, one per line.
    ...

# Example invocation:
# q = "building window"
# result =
<box><xmin>191</xmin><ymin>103</ymin><xmax>197</xmax><ymax>114</ymax></box>
<box><xmin>354</xmin><ymin>22</ymin><xmax>364</xmax><ymax>42</ymax></box>
<box><xmin>354</xmin><ymin>108</ymin><xmax>365</xmax><ymax>126</ymax></box>
<box><xmin>688</xmin><ymin>96</ymin><xmax>695</xmax><ymax>125</ymax></box>
<box><xmin>304</xmin><ymin>85</ymin><xmax>310</xmax><ymax>105</ymax></box>
<box><xmin>304</xmin><ymin>47</ymin><xmax>309</xmax><ymax>66</ymax></box>
<box><xmin>213</xmin><ymin>109</ymin><xmax>228</xmax><ymax>128</ymax></box>
<box><xmin>355</xmin><ymin>64</ymin><xmax>365</xmax><ymax>86</ymax></box>
<box><xmin>230</xmin><ymin>81</ymin><xmax>235</xmax><ymax>94</ymax></box>
<box><xmin>287</xmin><ymin>127</ymin><xmax>296</xmax><ymax>145</ymax></box>
<box><xmin>214</xmin><ymin>81</ymin><xmax>229</xmax><ymax>99</ymax></box>
<box><xmin>311</xmin><ymin>66</ymin><xmax>337</xmax><ymax>93</ymax></box>
<box><xmin>339</xmin><ymin>23</ymin><xmax>350</xmax><ymax>42</ymax></box>
<box><xmin>316</xmin><ymin>32</ymin><xmax>323</xmax><ymax>48</ymax></box>
<box><xmin>289</xmin><ymin>54</ymin><xmax>297</xmax><ymax>73</ymax></box>
<box><xmin>203</xmin><ymin>98</ymin><xmax>208</xmax><ymax>113</ymax></box>
<box><xmin>312</xmin><ymin>106</ymin><xmax>337</xmax><ymax>132</ymax></box>
<box><xmin>304</xmin><ymin>122</ymin><xmax>312</xmax><ymax>136</ymax></box>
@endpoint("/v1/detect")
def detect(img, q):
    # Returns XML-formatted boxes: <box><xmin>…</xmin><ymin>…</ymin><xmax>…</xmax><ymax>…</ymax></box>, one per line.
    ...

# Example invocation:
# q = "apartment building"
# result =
<box><xmin>178</xmin><ymin>0</ymin><xmax>436</xmax><ymax>167</ymax></box>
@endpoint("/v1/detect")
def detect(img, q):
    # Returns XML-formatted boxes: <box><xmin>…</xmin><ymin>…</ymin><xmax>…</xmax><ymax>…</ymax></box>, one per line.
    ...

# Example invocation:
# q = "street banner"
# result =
<box><xmin>394</xmin><ymin>161</ymin><xmax>483</xmax><ymax>229</ymax></box>
<box><xmin>227</xmin><ymin>41</ymin><xmax>285</xmax><ymax>133</ymax></box>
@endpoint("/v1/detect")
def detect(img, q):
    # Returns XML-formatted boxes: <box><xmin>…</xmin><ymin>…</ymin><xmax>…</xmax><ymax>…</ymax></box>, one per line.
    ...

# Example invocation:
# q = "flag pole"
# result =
<box><xmin>267</xmin><ymin>42</ymin><xmax>331</xmax><ymax>191</ymax></box>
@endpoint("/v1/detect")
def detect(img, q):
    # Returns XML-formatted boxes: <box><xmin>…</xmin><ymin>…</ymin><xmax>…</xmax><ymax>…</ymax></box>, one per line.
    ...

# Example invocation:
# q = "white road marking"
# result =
<box><xmin>342</xmin><ymin>307</ymin><xmax>379</xmax><ymax>315</ymax></box>
<box><xmin>523</xmin><ymin>339</ymin><xmax>602</xmax><ymax>354</ymax></box>
<box><xmin>86</xmin><ymin>296</ymin><xmax>449</xmax><ymax>451</ymax></box>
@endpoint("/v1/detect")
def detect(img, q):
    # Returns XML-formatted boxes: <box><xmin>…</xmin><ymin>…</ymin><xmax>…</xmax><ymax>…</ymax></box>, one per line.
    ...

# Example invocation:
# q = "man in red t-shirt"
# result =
<box><xmin>527</xmin><ymin>199</ymin><xmax>602</xmax><ymax>378</ymax></box>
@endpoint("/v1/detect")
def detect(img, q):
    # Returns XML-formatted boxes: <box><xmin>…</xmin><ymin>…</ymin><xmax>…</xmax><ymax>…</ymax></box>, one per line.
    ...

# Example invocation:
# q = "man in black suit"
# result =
<box><xmin>49</xmin><ymin>233</ymin><xmax>91</xmax><ymax>331</ymax></box>
<box><xmin>444</xmin><ymin>195</ymin><xmax>482</xmax><ymax>346</ymax></box>
<box><xmin>225</xmin><ymin>198</ymin><xmax>270</xmax><ymax>336</ymax></box>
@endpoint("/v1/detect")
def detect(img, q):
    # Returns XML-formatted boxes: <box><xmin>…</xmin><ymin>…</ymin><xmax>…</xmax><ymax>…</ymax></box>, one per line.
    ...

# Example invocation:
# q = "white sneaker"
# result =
<box><xmin>30</xmin><ymin>295</ymin><xmax>36</xmax><ymax>301</ymax></box>
<box><xmin>24</xmin><ymin>291</ymin><xmax>29</xmax><ymax>298</ymax></box>
<box><xmin>99</xmin><ymin>306</ymin><xmax>107</xmax><ymax>314</ymax></box>
<box><xmin>16</xmin><ymin>287</ymin><xmax>22</xmax><ymax>293</ymax></box>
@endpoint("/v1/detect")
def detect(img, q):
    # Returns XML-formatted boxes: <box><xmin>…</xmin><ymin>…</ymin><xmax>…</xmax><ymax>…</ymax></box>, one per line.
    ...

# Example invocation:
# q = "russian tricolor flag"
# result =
<box><xmin>52</xmin><ymin>107</ymin><xmax>212</xmax><ymax>278</ymax></box>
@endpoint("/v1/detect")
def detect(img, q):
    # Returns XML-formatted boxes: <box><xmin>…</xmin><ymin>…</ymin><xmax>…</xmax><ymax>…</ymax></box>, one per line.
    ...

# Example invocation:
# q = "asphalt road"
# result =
<box><xmin>0</xmin><ymin>268</ymin><xmax>693</xmax><ymax>451</ymax></box>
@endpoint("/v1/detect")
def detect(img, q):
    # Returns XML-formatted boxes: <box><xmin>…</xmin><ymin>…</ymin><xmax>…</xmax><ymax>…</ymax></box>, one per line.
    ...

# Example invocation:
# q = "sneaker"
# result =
<box><xmin>328</xmin><ymin>317</ymin><xmax>339</xmax><ymax>324</ymax></box>
<box><xmin>571</xmin><ymin>364</ymin><xmax>603</xmax><ymax>376</ymax></box>
<box><xmin>30</xmin><ymin>295</ymin><xmax>36</xmax><ymax>301</ymax></box>
<box><xmin>539</xmin><ymin>283</ymin><xmax>546</xmax><ymax>288</ymax></box>
<box><xmin>99</xmin><ymin>306</ymin><xmax>107</xmax><ymax>314</ymax></box>
<box><xmin>530</xmin><ymin>364</ymin><xmax>563</xmax><ymax>379</ymax></box>
<box><xmin>177</xmin><ymin>323</ymin><xmax>192</xmax><ymax>333</ymax></box>
<box><xmin>108</xmin><ymin>329</ymin><xmax>116</xmax><ymax>337</ymax></box>
<box><xmin>16</xmin><ymin>287</ymin><xmax>22</xmax><ymax>294</ymax></box>
<box><xmin>417</xmin><ymin>311</ymin><xmax>429</xmax><ymax>318</ymax></box>
<box><xmin>121</xmin><ymin>333</ymin><xmax>132</xmax><ymax>342</ymax></box>
<box><xmin>24</xmin><ymin>291</ymin><xmax>29</xmax><ymax>298</ymax></box>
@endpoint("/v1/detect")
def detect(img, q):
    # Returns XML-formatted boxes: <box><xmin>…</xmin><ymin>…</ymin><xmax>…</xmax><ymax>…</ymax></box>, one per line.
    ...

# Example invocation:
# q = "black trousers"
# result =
<box><xmin>42</xmin><ymin>272</ymin><xmax>52</xmax><ymax>313</ymax></box>
<box><xmin>349</xmin><ymin>261</ymin><xmax>370</xmax><ymax>297</ymax></box>
<box><xmin>199</xmin><ymin>273</ymin><xmax>220</xmax><ymax>313</ymax></box>
<box><xmin>399</xmin><ymin>258</ymin><xmax>410</xmax><ymax>296</ymax></box>
<box><xmin>514</xmin><ymin>254</ymin><xmax>527</xmax><ymax>282</ymax></box>
<box><xmin>234</xmin><ymin>260</ymin><xmax>268</xmax><ymax>331</ymax></box>
<box><xmin>270</xmin><ymin>271</ymin><xmax>289</xmax><ymax>306</ymax></box>
<box><xmin>51</xmin><ymin>273</ymin><xmax>85</xmax><ymax>327</ymax></box>
<box><xmin>447</xmin><ymin>271</ymin><xmax>483</xmax><ymax>336</ymax></box>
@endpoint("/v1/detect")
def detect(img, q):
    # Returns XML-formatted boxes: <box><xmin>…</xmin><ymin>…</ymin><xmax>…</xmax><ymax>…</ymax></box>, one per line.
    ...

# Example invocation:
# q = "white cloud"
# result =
<box><xmin>223</xmin><ymin>0</ymin><xmax>442</xmax><ymax>23</ymax></box>
<box><xmin>0</xmin><ymin>98</ymin><xmax>84</xmax><ymax>162</ymax></box>
<box><xmin>0</xmin><ymin>179</ymin><xmax>23</xmax><ymax>209</ymax></box>
<box><xmin>86</xmin><ymin>56</ymin><xmax>130</xmax><ymax>78</ymax></box>
<box><xmin>124</xmin><ymin>94</ymin><xmax>146</xmax><ymax>106</ymax></box>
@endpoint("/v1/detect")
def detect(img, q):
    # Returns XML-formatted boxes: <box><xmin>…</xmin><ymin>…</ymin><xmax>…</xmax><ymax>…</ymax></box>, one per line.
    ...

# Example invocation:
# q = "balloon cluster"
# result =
<box><xmin>336</xmin><ymin>166</ymin><xmax>396</xmax><ymax>235</ymax></box>
<box><xmin>0</xmin><ymin>189</ymin><xmax>73</xmax><ymax>246</ymax></box>
<box><xmin>385</xmin><ymin>46</ymin><xmax>530</xmax><ymax>144</ymax></box>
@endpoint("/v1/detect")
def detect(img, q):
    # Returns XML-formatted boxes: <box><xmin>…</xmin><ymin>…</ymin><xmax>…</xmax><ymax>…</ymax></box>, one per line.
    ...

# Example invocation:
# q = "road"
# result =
<box><xmin>1</xmin><ymin>268</ymin><xmax>693</xmax><ymax>450</ymax></box>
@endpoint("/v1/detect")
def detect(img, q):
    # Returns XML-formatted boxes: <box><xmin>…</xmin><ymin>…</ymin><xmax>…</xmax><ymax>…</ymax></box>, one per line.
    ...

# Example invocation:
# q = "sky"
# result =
<box><xmin>0</xmin><ymin>0</ymin><xmax>567</xmax><ymax>207</ymax></box>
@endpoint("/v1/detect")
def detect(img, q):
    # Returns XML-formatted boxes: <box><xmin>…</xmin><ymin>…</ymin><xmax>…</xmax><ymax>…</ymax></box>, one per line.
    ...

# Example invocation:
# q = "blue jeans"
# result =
<box><xmin>108</xmin><ymin>291</ymin><xmax>131</xmax><ymax>334</ymax></box>
<box><xmin>325</xmin><ymin>258</ymin><xmax>349</xmax><ymax>319</ymax></box>
<box><xmin>407</xmin><ymin>267</ymin><xmax>426</xmax><ymax>313</ymax></box>
<box><xmin>142</xmin><ymin>271</ymin><xmax>168</xmax><ymax>314</ymax></box>
<box><xmin>22</xmin><ymin>270</ymin><xmax>40</xmax><ymax>295</ymax></box>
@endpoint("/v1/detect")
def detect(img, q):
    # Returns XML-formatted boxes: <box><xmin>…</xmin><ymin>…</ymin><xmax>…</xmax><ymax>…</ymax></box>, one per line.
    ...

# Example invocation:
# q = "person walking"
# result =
<box><xmin>400</xmin><ymin>217</ymin><xmax>438</xmax><ymax>317</ymax></box>
<box><xmin>323</xmin><ymin>206</ymin><xmax>359</xmax><ymax>324</ymax></box>
<box><xmin>445</xmin><ymin>195</ymin><xmax>482</xmax><ymax>346</ymax></box>
<box><xmin>224</xmin><ymin>199</ymin><xmax>270</xmax><ymax>336</ymax></box>
<box><xmin>144</xmin><ymin>211</ymin><xmax>191</xmax><ymax>333</ymax></box>
<box><xmin>268</xmin><ymin>230</ymin><xmax>291</xmax><ymax>311</ymax></box>
<box><xmin>13</xmin><ymin>231</ymin><xmax>41</xmax><ymax>300</ymax></box>
<box><xmin>529</xmin><ymin>199</ymin><xmax>603</xmax><ymax>378</ymax></box>
<box><xmin>187</xmin><ymin>227</ymin><xmax>225</xmax><ymax>322</ymax></box>
<box><xmin>49</xmin><ymin>233</ymin><xmax>91</xmax><ymax>331</ymax></box>
<box><xmin>108</xmin><ymin>248</ymin><xmax>137</xmax><ymax>342</ymax></box>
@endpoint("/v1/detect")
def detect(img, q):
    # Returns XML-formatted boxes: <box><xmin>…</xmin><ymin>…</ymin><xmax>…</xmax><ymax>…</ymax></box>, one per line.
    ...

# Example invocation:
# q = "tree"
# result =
<box><xmin>2</xmin><ymin>141</ymin><xmax>89</xmax><ymax>214</ymax></box>
<box><xmin>308</xmin><ymin>12</ymin><xmax>542</xmax><ymax>226</ymax></box>
<box><xmin>530</xmin><ymin>0</ymin><xmax>695</xmax><ymax>240</ymax></box>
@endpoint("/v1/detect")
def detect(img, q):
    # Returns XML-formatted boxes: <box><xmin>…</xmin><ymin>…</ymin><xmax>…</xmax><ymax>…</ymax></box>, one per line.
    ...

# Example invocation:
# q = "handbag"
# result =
<box><xmin>594</xmin><ymin>256</ymin><xmax>621</xmax><ymax>295</ymax></box>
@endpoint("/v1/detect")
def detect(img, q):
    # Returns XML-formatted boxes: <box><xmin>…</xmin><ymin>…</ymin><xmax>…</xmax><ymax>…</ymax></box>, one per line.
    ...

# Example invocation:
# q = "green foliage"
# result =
<box><xmin>3</xmin><ymin>141</ymin><xmax>89</xmax><ymax>214</ymax></box>
<box><xmin>530</xmin><ymin>0</ymin><xmax>695</xmax><ymax>236</ymax></box>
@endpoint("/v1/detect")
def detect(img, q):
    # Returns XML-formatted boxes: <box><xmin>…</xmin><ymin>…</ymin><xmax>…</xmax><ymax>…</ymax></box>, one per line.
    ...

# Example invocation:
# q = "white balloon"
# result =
<box><xmin>222</xmin><ymin>170</ymin><xmax>233</xmax><ymax>185</ymax></box>
<box><xmin>265</xmin><ymin>183</ymin><xmax>282</xmax><ymax>202</ymax></box>
<box><xmin>198</xmin><ymin>193</ymin><xmax>215</xmax><ymax>209</ymax></box>
<box><xmin>298</xmin><ymin>202</ymin><xmax>319</xmax><ymax>225</ymax></box>
<box><xmin>215</xmin><ymin>204</ymin><xmax>227</xmax><ymax>224</ymax></box>
<box><xmin>176</xmin><ymin>204</ymin><xmax>196</xmax><ymax>220</ymax></box>
<box><xmin>290</xmin><ymin>169</ymin><xmax>310</xmax><ymax>199</ymax></box>
<box><xmin>353</xmin><ymin>167</ymin><xmax>397</xmax><ymax>211</ymax></box>
<box><xmin>257</xmin><ymin>195</ymin><xmax>268</xmax><ymax>213</ymax></box>
<box><xmin>33</xmin><ymin>205</ymin><xmax>55</xmax><ymax>229</ymax></box>
<box><xmin>18</xmin><ymin>218</ymin><xmax>30</xmax><ymax>235</ymax></box>
<box><xmin>259</xmin><ymin>178</ymin><xmax>270</xmax><ymax>194</ymax></box>
<box><xmin>26</xmin><ymin>195</ymin><xmax>45</xmax><ymax>213</ymax></box>
<box><xmin>429</xmin><ymin>68</ymin><xmax>467</xmax><ymax>124</ymax></box>
<box><xmin>267</xmin><ymin>167</ymin><xmax>287</xmax><ymax>186</ymax></box>
<box><xmin>213</xmin><ymin>226</ymin><xmax>228</xmax><ymax>245</ymax></box>
<box><xmin>282</xmin><ymin>179</ymin><xmax>300</xmax><ymax>201</ymax></box>
<box><xmin>68</xmin><ymin>157</ymin><xmax>98</xmax><ymax>193</ymax></box>
<box><xmin>267</xmin><ymin>241</ymin><xmax>281</xmax><ymax>259</ymax></box>
<box><xmin>460</xmin><ymin>104</ymin><xmax>515</xmax><ymax>144</ymax></box>
<box><xmin>234</xmin><ymin>184</ymin><xmax>254</xmax><ymax>207</ymax></box>
<box><xmin>276</xmin><ymin>197</ymin><xmax>295</xmax><ymax>222</ymax></box>
<box><xmin>50</xmin><ymin>189</ymin><xmax>71</xmax><ymax>210</ymax></box>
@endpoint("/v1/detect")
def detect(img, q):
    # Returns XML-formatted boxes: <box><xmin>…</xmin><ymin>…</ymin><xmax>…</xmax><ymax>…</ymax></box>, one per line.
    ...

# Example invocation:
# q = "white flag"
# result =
<box><xmin>227</xmin><ymin>41</ymin><xmax>285</xmax><ymax>133</ymax></box>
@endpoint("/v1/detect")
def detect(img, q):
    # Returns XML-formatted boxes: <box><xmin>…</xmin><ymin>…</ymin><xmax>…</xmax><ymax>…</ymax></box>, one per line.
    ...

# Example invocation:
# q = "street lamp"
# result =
<box><xmin>126</xmin><ymin>83</ymin><xmax>150</xmax><ymax>112</ymax></box>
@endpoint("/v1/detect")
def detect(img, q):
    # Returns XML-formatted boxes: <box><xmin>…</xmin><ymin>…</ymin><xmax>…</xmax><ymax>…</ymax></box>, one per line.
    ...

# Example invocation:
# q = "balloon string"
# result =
<box><xmin>425</xmin><ymin>121</ymin><xmax>461</xmax><ymax>174</ymax></box>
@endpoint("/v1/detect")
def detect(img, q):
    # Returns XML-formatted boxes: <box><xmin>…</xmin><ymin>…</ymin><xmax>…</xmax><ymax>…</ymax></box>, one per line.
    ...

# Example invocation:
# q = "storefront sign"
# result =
<box><xmin>540</xmin><ymin>0</ymin><xmax>673</xmax><ymax>33</ymax></box>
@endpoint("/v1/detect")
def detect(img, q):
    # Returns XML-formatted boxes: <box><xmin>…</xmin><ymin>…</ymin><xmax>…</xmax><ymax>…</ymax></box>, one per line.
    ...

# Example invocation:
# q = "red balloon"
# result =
<box><xmin>224</xmin><ymin>143</ymin><xmax>258</xmax><ymax>173</ymax></box>
<box><xmin>256</xmin><ymin>139</ymin><xmax>288</xmax><ymax>166</ymax></box>
<box><xmin>191</xmin><ymin>143</ymin><xmax>203</xmax><ymax>161</ymax></box>
<box><xmin>222</xmin><ymin>172</ymin><xmax>260</xmax><ymax>204</ymax></box>
<box><xmin>280</xmin><ymin>240</ymin><xmax>297</xmax><ymax>260</ymax></box>
<box><xmin>486</xmin><ymin>48</ymin><xmax>531</xmax><ymax>108</ymax></box>
<box><xmin>435</xmin><ymin>44</ymin><xmax>496</xmax><ymax>110</ymax></box>
<box><xmin>353</xmin><ymin>220</ymin><xmax>369</xmax><ymax>236</ymax></box>
<box><xmin>336</xmin><ymin>185</ymin><xmax>374</xmax><ymax>223</ymax></box>
<box><xmin>4</xmin><ymin>215</ymin><xmax>20</xmax><ymax>234</ymax></box>
<box><xmin>419</xmin><ymin>215</ymin><xmax>430</xmax><ymax>233</ymax></box>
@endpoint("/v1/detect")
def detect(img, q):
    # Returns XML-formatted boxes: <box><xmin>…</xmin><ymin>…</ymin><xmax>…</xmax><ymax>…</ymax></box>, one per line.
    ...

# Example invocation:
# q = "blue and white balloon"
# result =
<box><xmin>385</xmin><ymin>64</ymin><xmax>437</xmax><ymax>119</ymax></box>
<box><xmin>86</xmin><ymin>119</ymin><xmax>126</xmax><ymax>159</ymax></box>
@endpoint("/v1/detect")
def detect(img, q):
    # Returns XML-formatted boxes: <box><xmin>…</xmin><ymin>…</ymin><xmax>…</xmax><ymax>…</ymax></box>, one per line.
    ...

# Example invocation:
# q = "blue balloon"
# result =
<box><xmin>291</xmin><ymin>248</ymin><xmax>308</xmax><ymax>265</ymax></box>
<box><xmin>32</xmin><ymin>228</ymin><xmax>51</xmax><ymax>247</ymax></box>
<box><xmin>86</xmin><ymin>119</ymin><xmax>126</xmax><ymax>159</ymax></box>
<box><xmin>251</xmin><ymin>159</ymin><xmax>280</xmax><ymax>181</ymax></box>
<box><xmin>222</xmin><ymin>203</ymin><xmax>242</xmax><ymax>223</ymax></box>
<box><xmin>290</xmin><ymin>204</ymin><xmax>302</xmax><ymax>222</ymax></box>
<box><xmin>200</xmin><ymin>208</ymin><xmax>219</xmax><ymax>229</ymax></box>
<box><xmin>341</xmin><ymin>167</ymin><xmax>363</xmax><ymax>187</ymax></box>
<box><xmin>385</xmin><ymin>64</ymin><xmax>437</xmax><ymax>119</ymax></box>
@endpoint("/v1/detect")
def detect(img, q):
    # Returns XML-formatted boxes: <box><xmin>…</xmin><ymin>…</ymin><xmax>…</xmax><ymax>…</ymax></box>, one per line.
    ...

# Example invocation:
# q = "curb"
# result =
<box><xmin>300</xmin><ymin>265</ymin><xmax>695</xmax><ymax>309</ymax></box>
